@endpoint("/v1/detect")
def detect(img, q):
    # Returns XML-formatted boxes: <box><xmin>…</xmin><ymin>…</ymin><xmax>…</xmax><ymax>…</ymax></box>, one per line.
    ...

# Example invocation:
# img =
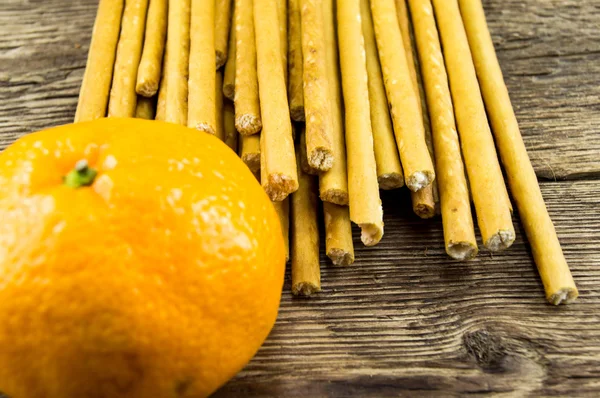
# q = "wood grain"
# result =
<box><xmin>1</xmin><ymin>0</ymin><xmax>600</xmax><ymax>396</ymax></box>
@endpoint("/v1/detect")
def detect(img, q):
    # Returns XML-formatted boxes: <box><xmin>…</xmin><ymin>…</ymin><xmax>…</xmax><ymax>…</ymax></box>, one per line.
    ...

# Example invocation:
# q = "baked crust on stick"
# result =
<box><xmin>223</xmin><ymin>8</ymin><xmax>236</xmax><ymax>101</ymax></box>
<box><xmin>136</xmin><ymin>0</ymin><xmax>167</xmax><ymax>97</ymax></box>
<box><xmin>408</xmin><ymin>0</ymin><xmax>477</xmax><ymax>260</ymax></box>
<box><xmin>360</xmin><ymin>0</ymin><xmax>404</xmax><ymax>191</ymax></box>
<box><xmin>299</xmin><ymin>124</ymin><xmax>320</xmax><ymax>175</ymax></box>
<box><xmin>319</xmin><ymin>0</ymin><xmax>350</xmax><ymax>206</ymax></box>
<box><xmin>459</xmin><ymin>0</ymin><xmax>577</xmax><ymax>302</ymax></box>
<box><xmin>215</xmin><ymin>71</ymin><xmax>225</xmax><ymax>141</ymax></box>
<box><xmin>75</xmin><ymin>0</ymin><xmax>124</xmax><ymax>122</ymax></box>
<box><xmin>188</xmin><ymin>0</ymin><xmax>216</xmax><ymax>134</ymax></box>
<box><xmin>370</xmin><ymin>0</ymin><xmax>435</xmax><ymax>192</ymax></box>
<box><xmin>273</xmin><ymin>199</ymin><xmax>290</xmax><ymax>262</ymax></box>
<box><xmin>255</xmin><ymin>0</ymin><xmax>299</xmax><ymax>202</ymax></box>
<box><xmin>108</xmin><ymin>0</ymin><xmax>149</xmax><ymax>117</ymax></box>
<box><xmin>337</xmin><ymin>0</ymin><xmax>384</xmax><ymax>247</ymax></box>
<box><xmin>394</xmin><ymin>0</ymin><xmax>436</xmax><ymax>218</ymax></box>
<box><xmin>324</xmin><ymin>202</ymin><xmax>355</xmax><ymax>266</ymax></box>
<box><xmin>155</xmin><ymin>48</ymin><xmax>168</xmax><ymax>121</ymax></box>
<box><xmin>287</xmin><ymin>0</ymin><xmax>305</xmax><ymax>121</ymax></box>
<box><xmin>301</xmin><ymin>0</ymin><xmax>335</xmax><ymax>171</ymax></box>
<box><xmin>215</xmin><ymin>0</ymin><xmax>233</xmax><ymax>68</ymax></box>
<box><xmin>277</xmin><ymin>0</ymin><xmax>288</xmax><ymax>84</ymax></box>
<box><xmin>240</xmin><ymin>134</ymin><xmax>261</xmax><ymax>174</ymax></box>
<box><xmin>291</xmin><ymin>148</ymin><xmax>321</xmax><ymax>296</ymax></box>
<box><xmin>223</xmin><ymin>100</ymin><xmax>239</xmax><ymax>151</ymax></box>
<box><xmin>432</xmin><ymin>0</ymin><xmax>515</xmax><ymax>251</ymax></box>
<box><xmin>135</xmin><ymin>95</ymin><xmax>156</xmax><ymax>120</ymax></box>
<box><xmin>164</xmin><ymin>0</ymin><xmax>191</xmax><ymax>125</ymax></box>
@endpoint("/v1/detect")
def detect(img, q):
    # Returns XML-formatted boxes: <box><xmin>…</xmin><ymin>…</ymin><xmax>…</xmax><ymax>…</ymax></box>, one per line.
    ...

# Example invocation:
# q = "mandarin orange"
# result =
<box><xmin>0</xmin><ymin>118</ymin><xmax>285</xmax><ymax>398</ymax></box>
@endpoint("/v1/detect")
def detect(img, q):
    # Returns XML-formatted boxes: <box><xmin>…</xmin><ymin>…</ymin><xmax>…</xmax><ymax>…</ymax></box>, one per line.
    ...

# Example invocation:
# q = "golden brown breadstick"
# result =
<box><xmin>164</xmin><ymin>0</ymin><xmax>191</xmax><ymax>125</ymax></box>
<box><xmin>299</xmin><ymin>124</ymin><xmax>320</xmax><ymax>175</ymax></box>
<box><xmin>155</xmin><ymin>48</ymin><xmax>168</xmax><ymax>121</ymax></box>
<box><xmin>408</xmin><ymin>0</ymin><xmax>477</xmax><ymax>260</ymax></box>
<box><xmin>136</xmin><ymin>0</ymin><xmax>167</xmax><ymax>97</ymax></box>
<box><xmin>108</xmin><ymin>0</ymin><xmax>149</xmax><ymax>118</ymax></box>
<box><xmin>239</xmin><ymin>134</ymin><xmax>261</xmax><ymax>173</ymax></box>
<box><xmin>215</xmin><ymin>0</ymin><xmax>233</xmax><ymax>68</ymax></box>
<box><xmin>215</xmin><ymin>71</ymin><xmax>225</xmax><ymax>141</ymax></box>
<box><xmin>323</xmin><ymin>202</ymin><xmax>355</xmax><ymax>266</ymax></box>
<box><xmin>223</xmin><ymin>100</ymin><xmax>239</xmax><ymax>151</ymax></box>
<box><xmin>74</xmin><ymin>0</ymin><xmax>124</xmax><ymax>122</ymax></box>
<box><xmin>234</xmin><ymin>0</ymin><xmax>262</xmax><ymax>135</ymax></box>
<box><xmin>301</xmin><ymin>0</ymin><xmax>334</xmax><ymax>171</ymax></box>
<box><xmin>135</xmin><ymin>95</ymin><xmax>156</xmax><ymax>119</ymax></box>
<box><xmin>255</xmin><ymin>0</ymin><xmax>299</xmax><ymax>201</ymax></box>
<box><xmin>432</xmin><ymin>0</ymin><xmax>514</xmax><ymax>251</ymax></box>
<box><xmin>277</xmin><ymin>0</ymin><xmax>288</xmax><ymax>84</ymax></box>
<box><xmin>287</xmin><ymin>0</ymin><xmax>305</xmax><ymax>121</ymax></box>
<box><xmin>393</xmin><ymin>0</ymin><xmax>436</xmax><ymax>217</ymax></box>
<box><xmin>223</xmin><ymin>8</ymin><xmax>236</xmax><ymax>101</ymax></box>
<box><xmin>319</xmin><ymin>0</ymin><xmax>349</xmax><ymax>205</ymax></box>
<box><xmin>291</xmin><ymin>149</ymin><xmax>321</xmax><ymax>296</ymax></box>
<box><xmin>337</xmin><ymin>0</ymin><xmax>384</xmax><ymax>247</ymax></box>
<box><xmin>273</xmin><ymin>199</ymin><xmax>290</xmax><ymax>262</ymax></box>
<box><xmin>188</xmin><ymin>0</ymin><xmax>216</xmax><ymax>134</ymax></box>
<box><xmin>360</xmin><ymin>0</ymin><xmax>404</xmax><ymax>191</ymax></box>
<box><xmin>370</xmin><ymin>0</ymin><xmax>435</xmax><ymax>192</ymax></box>
<box><xmin>459</xmin><ymin>0</ymin><xmax>577</xmax><ymax>302</ymax></box>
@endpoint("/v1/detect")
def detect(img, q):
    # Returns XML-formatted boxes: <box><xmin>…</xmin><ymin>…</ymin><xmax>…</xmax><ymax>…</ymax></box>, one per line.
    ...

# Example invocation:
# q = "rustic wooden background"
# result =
<box><xmin>1</xmin><ymin>0</ymin><xmax>599</xmax><ymax>396</ymax></box>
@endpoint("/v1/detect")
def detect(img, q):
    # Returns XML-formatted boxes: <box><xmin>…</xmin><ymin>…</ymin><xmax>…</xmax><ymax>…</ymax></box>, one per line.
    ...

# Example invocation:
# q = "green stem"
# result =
<box><xmin>64</xmin><ymin>159</ymin><xmax>97</xmax><ymax>188</ymax></box>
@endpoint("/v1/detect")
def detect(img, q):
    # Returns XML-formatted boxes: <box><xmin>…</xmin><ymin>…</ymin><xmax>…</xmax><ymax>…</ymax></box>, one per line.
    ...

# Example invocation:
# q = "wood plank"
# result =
<box><xmin>215</xmin><ymin>180</ymin><xmax>600</xmax><ymax>396</ymax></box>
<box><xmin>0</xmin><ymin>0</ymin><xmax>599</xmax><ymax>178</ymax></box>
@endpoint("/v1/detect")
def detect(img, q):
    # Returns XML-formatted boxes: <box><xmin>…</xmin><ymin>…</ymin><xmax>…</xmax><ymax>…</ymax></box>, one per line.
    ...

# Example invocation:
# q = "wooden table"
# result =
<box><xmin>1</xmin><ymin>0</ymin><xmax>599</xmax><ymax>396</ymax></box>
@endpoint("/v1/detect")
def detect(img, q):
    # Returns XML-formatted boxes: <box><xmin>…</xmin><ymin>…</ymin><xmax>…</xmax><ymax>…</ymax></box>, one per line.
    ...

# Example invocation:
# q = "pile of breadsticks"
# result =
<box><xmin>75</xmin><ymin>0</ymin><xmax>578</xmax><ymax>305</ymax></box>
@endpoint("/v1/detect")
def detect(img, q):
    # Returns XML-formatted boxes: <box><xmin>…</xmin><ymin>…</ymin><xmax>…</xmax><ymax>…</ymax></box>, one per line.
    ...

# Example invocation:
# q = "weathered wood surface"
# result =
<box><xmin>1</xmin><ymin>0</ymin><xmax>599</xmax><ymax>396</ymax></box>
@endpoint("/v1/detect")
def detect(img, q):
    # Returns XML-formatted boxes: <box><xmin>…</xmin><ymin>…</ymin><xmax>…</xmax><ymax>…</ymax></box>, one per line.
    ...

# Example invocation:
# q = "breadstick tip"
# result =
<box><xmin>359</xmin><ymin>222</ymin><xmax>384</xmax><ymax>247</ymax></box>
<box><xmin>327</xmin><ymin>248</ymin><xmax>354</xmax><ymax>266</ymax></box>
<box><xmin>235</xmin><ymin>114</ymin><xmax>262</xmax><ymax>135</ymax></box>
<box><xmin>216</xmin><ymin>51</ymin><xmax>227</xmax><ymax>69</ymax></box>
<box><xmin>292</xmin><ymin>282</ymin><xmax>321</xmax><ymax>296</ymax></box>
<box><xmin>548</xmin><ymin>288</ymin><xmax>578</xmax><ymax>306</ymax></box>
<box><xmin>447</xmin><ymin>242</ymin><xmax>478</xmax><ymax>261</ymax></box>
<box><xmin>194</xmin><ymin>122</ymin><xmax>216</xmax><ymax>135</ymax></box>
<box><xmin>264</xmin><ymin>174</ymin><xmax>299</xmax><ymax>202</ymax></box>
<box><xmin>378</xmin><ymin>173</ymin><xmax>405</xmax><ymax>190</ymax></box>
<box><xmin>320</xmin><ymin>189</ymin><xmax>349</xmax><ymax>206</ymax></box>
<box><xmin>308</xmin><ymin>147</ymin><xmax>334</xmax><ymax>171</ymax></box>
<box><xmin>484</xmin><ymin>229</ymin><xmax>515</xmax><ymax>251</ymax></box>
<box><xmin>406</xmin><ymin>170</ymin><xmax>435</xmax><ymax>192</ymax></box>
<box><xmin>413</xmin><ymin>202</ymin><xmax>436</xmax><ymax>219</ymax></box>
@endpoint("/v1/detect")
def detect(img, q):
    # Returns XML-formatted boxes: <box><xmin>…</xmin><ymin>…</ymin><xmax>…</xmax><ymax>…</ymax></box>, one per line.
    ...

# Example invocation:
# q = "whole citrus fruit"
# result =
<box><xmin>0</xmin><ymin>118</ymin><xmax>285</xmax><ymax>398</ymax></box>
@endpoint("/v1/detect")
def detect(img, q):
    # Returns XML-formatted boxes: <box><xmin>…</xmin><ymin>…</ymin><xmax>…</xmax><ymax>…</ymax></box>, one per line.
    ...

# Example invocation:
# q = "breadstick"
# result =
<box><xmin>459</xmin><ymin>0</ymin><xmax>577</xmax><ymax>302</ymax></box>
<box><xmin>370</xmin><ymin>0</ymin><xmax>435</xmax><ymax>192</ymax></box>
<box><xmin>408</xmin><ymin>0</ymin><xmax>477</xmax><ymax>260</ymax></box>
<box><xmin>337</xmin><ymin>0</ymin><xmax>384</xmax><ymax>247</ymax></box>
<box><xmin>188</xmin><ymin>0</ymin><xmax>216</xmax><ymax>134</ymax></box>
<box><xmin>223</xmin><ymin>8</ymin><xmax>236</xmax><ymax>101</ymax></box>
<box><xmin>234</xmin><ymin>0</ymin><xmax>262</xmax><ymax>135</ymax></box>
<box><xmin>255</xmin><ymin>0</ymin><xmax>299</xmax><ymax>201</ymax></box>
<box><xmin>215</xmin><ymin>71</ymin><xmax>225</xmax><ymax>141</ymax></box>
<box><xmin>287</xmin><ymin>0</ymin><xmax>305</xmax><ymax>121</ymax></box>
<box><xmin>74</xmin><ymin>0</ymin><xmax>124</xmax><ymax>122</ymax></box>
<box><xmin>273</xmin><ymin>199</ymin><xmax>290</xmax><ymax>262</ymax></box>
<box><xmin>135</xmin><ymin>95</ymin><xmax>156</xmax><ymax>120</ymax></box>
<box><xmin>360</xmin><ymin>0</ymin><xmax>404</xmax><ymax>190</ymax></box>
<box><xmin>155</xmin><ymin>48</ymin><xmax>168</xmax><ymax>121</ymax></box>
<box><xmin>324</xmin><ymin>202</ymin><xmax>355</xmax><ymax>266</ymax></box>
<box><xmin>300</xmin><ymin>124</ymin><xmax>320</xmax><ymax>175</ymax></box>
<box><xmin>136</xmin><ymin>0</ymin><xmax>167</xmax><ymax>97</ymax></box>
<box><xmin>164</xmin><ymin>0</ymin><xmax>191</xmax><ymax>125</ymax></box>
<box><xmin>432</xmin><ymin>0</ymin><xmax>514</xmax><ymax>251</ymax></box>
<box><xmin>223</xmin><ymin>100</ymin><xmax>239</xmax><ymax>151</ymax></box>
<box><xmin>215</xmin><ymin>0</ymin><xmax>233</xmax><ymax>68</ymax></box>
<box><xmin>392</xmin><ymin>0</ymin><xmax>436</xmax><ymax>217</ymax></box>
<box><xmin>239</xmin><ymin>134</ymin><xmax>261</xmax><ymax>173</ymax></box>
<box><xmin>301</xmin><ymin>0</ymin><xmax>334</xmax><ymax>171</ymax></box>
<box><xmin>319</xmin><ymin>0</ymin><xmax>349</xmax><ymax>205</ymax></box>
<box><xmin>291</xmin><ymin>149</ymin><xmax>321</xmax><ymax>296</ymax></box>
<box><xmin>108</xmin><ymin>0</ymin><xmax>149</xmax><ymax>118</ymax></box>
<box><xmin>277</xmin><ymin>0</ymin><xmax>288</xmax><ymax>84</ymax></box>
